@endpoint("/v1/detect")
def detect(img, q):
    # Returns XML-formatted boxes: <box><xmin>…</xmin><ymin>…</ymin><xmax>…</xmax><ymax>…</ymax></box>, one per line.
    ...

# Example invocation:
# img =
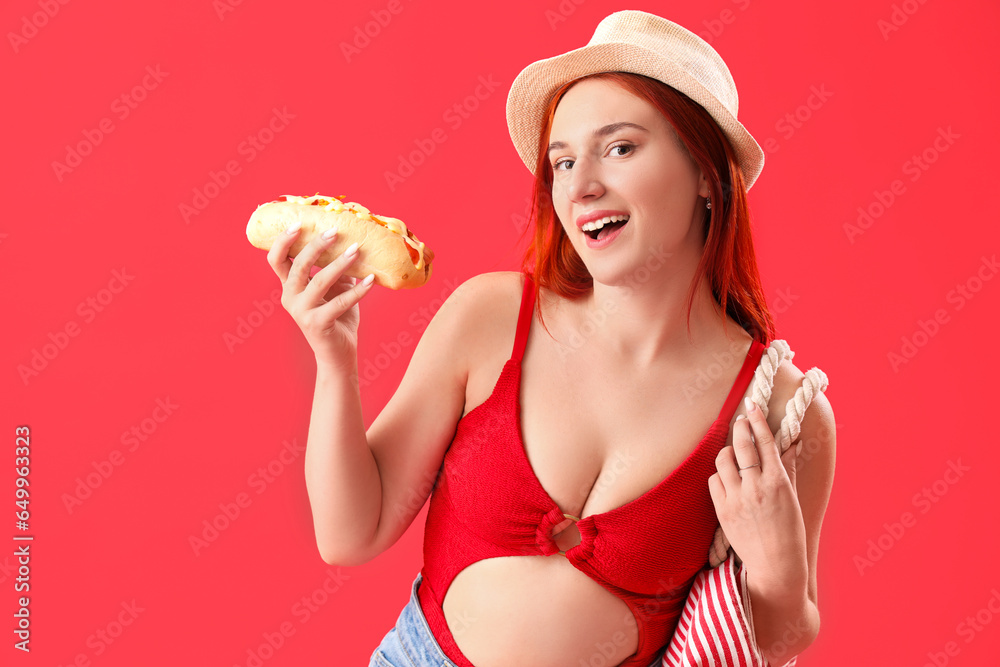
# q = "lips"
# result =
<box><xmin>584</xmin><ymin>218</ymin><xmax>628</xmax><ymax>248</ymax></box>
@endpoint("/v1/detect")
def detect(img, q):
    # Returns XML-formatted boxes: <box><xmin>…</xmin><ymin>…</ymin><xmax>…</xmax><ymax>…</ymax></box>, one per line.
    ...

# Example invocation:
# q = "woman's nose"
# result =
<box><xmin>562</xmin><ymin>158</ymin><xmax>605</xmax><ymax>202</ymax></box>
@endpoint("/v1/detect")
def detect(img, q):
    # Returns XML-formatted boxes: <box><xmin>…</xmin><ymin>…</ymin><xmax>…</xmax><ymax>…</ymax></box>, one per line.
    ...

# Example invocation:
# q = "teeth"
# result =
<box><xmin>581</xmin><ymin>214</ymin><xmax>629</xmax><ymax>232</ymax></box>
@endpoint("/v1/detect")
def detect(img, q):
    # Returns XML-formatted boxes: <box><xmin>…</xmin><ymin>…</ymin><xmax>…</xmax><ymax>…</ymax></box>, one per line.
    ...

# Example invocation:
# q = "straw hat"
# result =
<box><xmin>505</xmin><ymin>10</ymin><xmax>765</xmax><ymax>190</ymax></box>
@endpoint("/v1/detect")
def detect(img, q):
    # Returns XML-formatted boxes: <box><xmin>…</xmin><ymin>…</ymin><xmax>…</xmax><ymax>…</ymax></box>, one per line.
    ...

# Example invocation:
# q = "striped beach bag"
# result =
<box><xmin>661</xmin><ymin>554</ymin><xmax>797</xmax><ymax>667</ymax></box>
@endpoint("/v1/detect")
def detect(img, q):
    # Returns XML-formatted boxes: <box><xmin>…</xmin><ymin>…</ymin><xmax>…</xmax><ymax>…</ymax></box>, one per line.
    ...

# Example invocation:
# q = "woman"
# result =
<box><xmin>267</xmin><ymin>10</ymin><xmax>835</xmax><ymax>667</ymax></box>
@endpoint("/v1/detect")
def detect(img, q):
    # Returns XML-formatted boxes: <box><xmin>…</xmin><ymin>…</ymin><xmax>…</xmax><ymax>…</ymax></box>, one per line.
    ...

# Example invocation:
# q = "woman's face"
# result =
<box><xmin>547</xmin><ymin>77</ymin><xmax>710</xmax><ymax>287</ymax></box>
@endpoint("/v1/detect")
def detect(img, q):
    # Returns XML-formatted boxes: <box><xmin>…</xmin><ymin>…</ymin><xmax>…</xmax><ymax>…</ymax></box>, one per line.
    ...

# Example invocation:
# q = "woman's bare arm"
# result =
<box><xmin>307</xmin><ymin>274</ymin><xmax>497</xmax><ymax>566</ymax></box>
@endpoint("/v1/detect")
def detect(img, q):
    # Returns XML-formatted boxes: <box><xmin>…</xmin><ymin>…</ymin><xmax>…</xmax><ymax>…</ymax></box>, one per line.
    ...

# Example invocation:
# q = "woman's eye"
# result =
<box><xmin>552</xmin><ymin>143</ymin><xmax>632</xmax><ymax>170</ymax></box>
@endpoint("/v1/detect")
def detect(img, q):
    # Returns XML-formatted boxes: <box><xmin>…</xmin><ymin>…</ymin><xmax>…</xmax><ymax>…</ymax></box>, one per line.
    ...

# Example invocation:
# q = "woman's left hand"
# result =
<box><xmin>708</xmin><ymin>397</ymin><xmax>809</xmax><ymax>595</ymax></box>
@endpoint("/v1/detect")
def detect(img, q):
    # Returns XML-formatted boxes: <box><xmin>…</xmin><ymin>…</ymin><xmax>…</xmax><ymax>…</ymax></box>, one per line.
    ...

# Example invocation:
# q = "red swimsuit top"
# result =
<box><xmin>418</xmin><ymin>272</ymin><xmax>767</xmax><ymax>667</ymax></box>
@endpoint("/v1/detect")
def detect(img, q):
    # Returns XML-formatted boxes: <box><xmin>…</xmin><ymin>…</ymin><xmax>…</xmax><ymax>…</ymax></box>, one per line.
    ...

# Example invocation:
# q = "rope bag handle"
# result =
<box><xmin>708</xmin><ymin>339</ymin><xmax>830</xmax><ymax>567</ymax></box>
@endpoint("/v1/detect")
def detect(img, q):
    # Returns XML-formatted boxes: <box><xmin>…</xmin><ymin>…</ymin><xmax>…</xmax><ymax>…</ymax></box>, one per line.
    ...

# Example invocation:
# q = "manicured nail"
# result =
<box><xmin>285</xmin><ymin>221</ymin><xmax>301</xmax><ymax>234</ymax></box>
<box><xmin>735</xmin><ymin>414</ymin><xmax>747</xmax><ymax>422</ymax></box>
<box><xmin>343</xmin><ymin>242</ymin><xmax>359</xmax><ymax>257</ymax></box>
<box><xmin>362</xmin><ymin>273</ymin><xmax>375</xmax><ymax>286</ymax></box>
<box><xmin>796</xmin><ymin>441</ymin><xmax>804</xmax><ymax>457</ymax></box>
<box><xmin>744</xmin><ymin>397</ymin><xmax>756</xmax><ymax>413</ymax></box>
<box><xmin>322</xmin><ymin>226</ymin><xmax>337</xmax><ymax>240</ymax></box>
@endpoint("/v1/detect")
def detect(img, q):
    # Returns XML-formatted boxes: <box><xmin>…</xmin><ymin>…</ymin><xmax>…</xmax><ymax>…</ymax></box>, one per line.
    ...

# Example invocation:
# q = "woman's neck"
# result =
<box><xmin>569</xmin><ymin>266</ymin><xmax>744</xmax><ymax>370</ymax></box>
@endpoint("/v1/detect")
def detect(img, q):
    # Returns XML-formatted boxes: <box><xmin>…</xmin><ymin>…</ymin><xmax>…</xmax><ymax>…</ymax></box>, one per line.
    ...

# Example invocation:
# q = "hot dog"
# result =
<box><xmin>246</xmin><ymin>193</ymin><xmax>434</xmax><ymax>289</ymax></box>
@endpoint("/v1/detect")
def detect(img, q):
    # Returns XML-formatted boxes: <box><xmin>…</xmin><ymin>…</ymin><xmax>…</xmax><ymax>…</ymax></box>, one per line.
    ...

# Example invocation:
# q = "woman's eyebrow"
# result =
<box><xmin>547</xmin><ymin>121</ymin><xmax>649</xmax><ymax>155</ymax></box>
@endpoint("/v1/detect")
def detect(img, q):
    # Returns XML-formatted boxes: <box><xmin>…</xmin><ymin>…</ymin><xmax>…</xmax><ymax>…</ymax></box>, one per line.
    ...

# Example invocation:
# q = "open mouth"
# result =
<box><xmin>581</xmin><ymin>214</ymin><xmax>630</xmax><ymax>241</ymax></box>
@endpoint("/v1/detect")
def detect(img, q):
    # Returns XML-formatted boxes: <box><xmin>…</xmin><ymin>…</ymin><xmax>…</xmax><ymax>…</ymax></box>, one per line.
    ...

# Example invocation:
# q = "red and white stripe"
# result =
<box><xmin>663</xmin><ymin>555</ymin><xmax>798</xmax><ymax>667</ymax></box>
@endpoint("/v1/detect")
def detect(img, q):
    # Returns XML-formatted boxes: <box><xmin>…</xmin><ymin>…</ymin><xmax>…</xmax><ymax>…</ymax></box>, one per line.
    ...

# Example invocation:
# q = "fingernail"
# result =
<box><xmin>362</xmin><ymin>273</ymin><xmax>375</xmax><ymax>286</ymax></box>
<box><xmin>796</xmin><ymin>441</ymin><xmax>804</xmax><ymax>457</ymax></box>
<box><xmin>285</xmin><ymin>221</ymin><xmax>301</xmax><ymax>234</ymax></box>
<box><xmin>735</xmin><ymin>414</ymin><xmax>747</xmax><ymax>422</ymax></box>
<box><xmin>344</xmin><ymin>242</ymin><xmax>359</xmax><ymax>257</ymax></box>
<box><xmin>744</xmin><ymin>397</ymin><xmax>756</xmax><ymax>413</ymax></box>
<box><xmin>322</xmin><ymin>226</ymin><xmax>337</xmax><ymax>240</ymax></box>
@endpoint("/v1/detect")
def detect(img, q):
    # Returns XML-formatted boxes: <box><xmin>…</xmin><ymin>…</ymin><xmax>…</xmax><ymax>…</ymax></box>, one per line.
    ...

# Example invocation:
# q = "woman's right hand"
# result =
<box><xmin>267</xmin><ymin>221</ymin><xmax>376</xmax><ymax>368</ymax></box>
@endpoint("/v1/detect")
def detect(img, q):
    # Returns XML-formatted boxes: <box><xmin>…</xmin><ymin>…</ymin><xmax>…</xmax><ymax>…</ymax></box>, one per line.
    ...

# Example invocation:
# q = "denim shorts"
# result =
<box><xmin>368</xmin><ymin>572</ymin><xmax>457</xmax><ymax>667</ymax></box>
<box><xmin>369</xmin><ymin>572</ymin><xmax>666</xmax><ymax>667</ymax></box>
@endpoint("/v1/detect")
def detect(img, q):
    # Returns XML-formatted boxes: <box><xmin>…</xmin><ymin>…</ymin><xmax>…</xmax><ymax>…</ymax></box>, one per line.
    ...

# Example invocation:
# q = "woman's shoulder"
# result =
<box><xmin>443</xmin><ymin>271</ymin><xmax>526</xmax><ymax>345</ymax></box>
<box><xmin>448</xmin><ymin>271</ymin><xmax>525</xmax><ymax>318</ymax></box>
<box><xmin>455</xmin><ymin>270</ymin><xmax>525</xmax><ymax>294</ymax></box>
<box><xmin>761</xmin><ymin>341</ymin><xmax>835</xmax><ymax>451</ymax></box>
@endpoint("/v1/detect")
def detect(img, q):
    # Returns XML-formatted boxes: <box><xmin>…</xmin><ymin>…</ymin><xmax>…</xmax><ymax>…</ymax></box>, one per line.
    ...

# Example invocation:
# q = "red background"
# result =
<box><xmin>4</xmin><ymin>0</ymin><xmax>999</xmax><ymax>664</ymax></box>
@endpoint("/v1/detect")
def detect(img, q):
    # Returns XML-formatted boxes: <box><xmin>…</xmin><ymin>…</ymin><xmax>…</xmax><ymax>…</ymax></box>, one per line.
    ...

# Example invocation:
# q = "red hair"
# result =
<box><xmin>518</xmin><ymin>71</ymin><xmax>775</xmax><ymax>346</ymax></box>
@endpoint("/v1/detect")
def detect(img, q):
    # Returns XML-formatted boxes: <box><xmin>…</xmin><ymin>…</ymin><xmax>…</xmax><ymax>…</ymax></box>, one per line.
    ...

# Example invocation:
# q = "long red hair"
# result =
<box><xmin>518</xmin><ymin>71</ymin><xmax>775</xmax><ymax>346</ymax></box>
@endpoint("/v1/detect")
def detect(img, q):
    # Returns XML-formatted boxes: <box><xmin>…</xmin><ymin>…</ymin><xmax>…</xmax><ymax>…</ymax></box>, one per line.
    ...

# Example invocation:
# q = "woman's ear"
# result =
<box><xmin>698</xmin><ymin>171</ymin><xmax>711</xmax><ymax>200</ymax></box>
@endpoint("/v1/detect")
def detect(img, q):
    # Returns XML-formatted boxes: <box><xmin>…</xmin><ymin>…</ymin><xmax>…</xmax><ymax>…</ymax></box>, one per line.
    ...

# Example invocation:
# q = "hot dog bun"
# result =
<box><xmin>246</xmin><ymin>194</ymin><xmax>433</xmax><ymax>289</ymax></box>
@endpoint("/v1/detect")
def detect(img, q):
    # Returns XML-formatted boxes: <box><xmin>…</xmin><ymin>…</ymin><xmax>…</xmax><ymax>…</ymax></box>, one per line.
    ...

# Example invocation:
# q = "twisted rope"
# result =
<box><xmin>708</xmin><ymin>340</ymin><xmax>830</xmax><ymax>567</ymax></box>
<box><xmin>748</xmin><ymin>339</ymin><xmax>794</xmax><ymax>423</ymax></box>
<box><xmin>775</xmin><ymin>367</ymin><xmax>830</xmax><ymax>453</ymax></box>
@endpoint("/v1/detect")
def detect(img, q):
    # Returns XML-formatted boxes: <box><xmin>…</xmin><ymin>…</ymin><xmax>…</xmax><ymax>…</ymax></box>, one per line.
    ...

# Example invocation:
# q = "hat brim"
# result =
<box><xmin>505</xmin><ymin>42</ymin><xmax>765</xmax><ymax>190</ymax></box>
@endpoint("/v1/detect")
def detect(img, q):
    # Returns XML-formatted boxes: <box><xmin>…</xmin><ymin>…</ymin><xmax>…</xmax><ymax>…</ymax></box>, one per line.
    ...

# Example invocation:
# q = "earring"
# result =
<box><xmin>706</xmin><ymin>196</ymin><xmax>712</xmax><ymax>210</ymax></box>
